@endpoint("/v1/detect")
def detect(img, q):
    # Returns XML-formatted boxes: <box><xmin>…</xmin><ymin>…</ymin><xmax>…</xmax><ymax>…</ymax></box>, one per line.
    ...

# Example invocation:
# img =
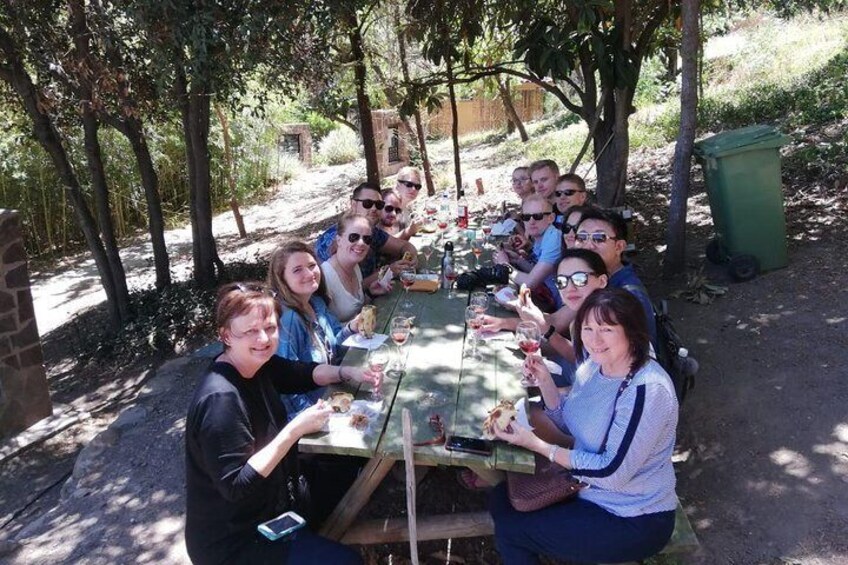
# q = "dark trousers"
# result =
<box><xmin>236</xmin><ymin>528</ymin><xmax>361</xmax><ymax>564</ymax></box>
<box><xmin>489</xmin><ymin>483</ymin><xmax>674</xmax><ymax>565</ymax></box>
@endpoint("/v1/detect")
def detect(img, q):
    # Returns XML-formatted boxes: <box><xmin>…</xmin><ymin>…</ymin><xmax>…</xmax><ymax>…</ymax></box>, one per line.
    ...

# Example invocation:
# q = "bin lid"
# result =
<box><xmin>693</xmin><ymin>125</ymin><xmax>791</xmax><ymax>159</ymax></box>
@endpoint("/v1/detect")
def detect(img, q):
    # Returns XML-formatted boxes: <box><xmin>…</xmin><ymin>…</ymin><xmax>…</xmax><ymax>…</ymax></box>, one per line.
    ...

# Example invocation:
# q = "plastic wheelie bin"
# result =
<box><xmin>693</xmin><ymin>125</ymin><xmax>791</xmax><ymax>281</ymax></box>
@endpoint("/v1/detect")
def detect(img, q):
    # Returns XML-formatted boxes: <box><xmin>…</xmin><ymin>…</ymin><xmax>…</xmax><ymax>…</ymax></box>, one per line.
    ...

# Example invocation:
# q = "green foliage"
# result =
<box><xmin>315</xmin><ymin>127</ymin><xmax>362</xmax><ymax>166</ymax></box>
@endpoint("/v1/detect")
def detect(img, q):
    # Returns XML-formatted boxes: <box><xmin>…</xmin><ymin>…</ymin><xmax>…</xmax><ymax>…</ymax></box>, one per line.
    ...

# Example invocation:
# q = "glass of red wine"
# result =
<box><xmin>465</xmin><ymin>306</ymin><xmax>484</xmax><ymax>359</ymax></box>
<box><xmin>400</xmin><ymin>270</ymin><xmax>416</xmax><ymax>308</ymax></box>
<box><xmin>390</xmin><ymin>316</ymin><xmax>411</xmax><ymax>372</ymax></box>
<box><xmin>469</xmin><ymin>291</ymin><xmax>489</xmax><ymax>314</ymax></box>
<box><xmin>443</xmin><ymin>262</ymin><xmax>457</xmax><ymax>299</ymax></box>
<box><xmin>516</xmin><ymin>321</ymin><xmax>541</xmax><ymax>356</ymax></box>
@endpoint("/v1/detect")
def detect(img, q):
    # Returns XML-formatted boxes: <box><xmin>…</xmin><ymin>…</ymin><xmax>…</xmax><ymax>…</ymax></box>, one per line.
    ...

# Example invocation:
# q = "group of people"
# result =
<box><xmin>184</xmin><ymin>160</ymin><xmax>679</xmax><ymax>564</ymax></box>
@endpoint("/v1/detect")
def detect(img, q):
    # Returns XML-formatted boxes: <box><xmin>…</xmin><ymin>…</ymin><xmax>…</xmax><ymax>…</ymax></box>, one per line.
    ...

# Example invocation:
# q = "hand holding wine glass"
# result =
<box><xmin>469</xmin><ymin>291</ymin><xmax>489</xmax><ymax>314</ymax></box>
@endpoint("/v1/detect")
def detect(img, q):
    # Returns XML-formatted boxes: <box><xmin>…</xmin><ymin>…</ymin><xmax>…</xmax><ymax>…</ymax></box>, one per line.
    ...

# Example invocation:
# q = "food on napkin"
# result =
<box><xmin>482</xmin><ymin>399</ymin><xmax>518</xmax><ymax>439</ymax></box>
<box><xmin>359</xmin><ymin>305</ymin><xmax>377</xmax><ymax>338</ymax></box>
<box><xmin>349</xmin><ymin>413</ymin><xmax>370</xmax><ymax>430</ymax></box>
<box><xmin>329</xmin><ymin>392</ymin><xmax>354</xmax><ymax>413</ymax></box>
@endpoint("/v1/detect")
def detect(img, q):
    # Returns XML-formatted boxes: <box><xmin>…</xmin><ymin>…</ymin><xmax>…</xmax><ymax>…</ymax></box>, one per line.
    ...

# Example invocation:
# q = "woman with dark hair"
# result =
<box><xmin>558</xmin><ymin>204</ymin><xmax>593</xmax><ymax>249</ymax></box>
<box><xmin>184</xmin><ymin>282</ymin><xmax>378</xmax><ymax>565</ymax></box>
<box><xmin>489</xmin><ymin>288</ymin><xmax>678</xmax><ymax>564</ymax></box>
<box><xmin>268</xmin><ymin>241</ymin><xmax>358</xmax><ymax>420</ymax></box>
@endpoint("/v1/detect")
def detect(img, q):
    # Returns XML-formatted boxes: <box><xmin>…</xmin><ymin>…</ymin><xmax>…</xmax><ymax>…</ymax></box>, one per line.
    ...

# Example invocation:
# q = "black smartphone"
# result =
<box><xmin>445</xmin><ymin>435</ymin><xmax>493</xmax><ymax>456</ymax></box>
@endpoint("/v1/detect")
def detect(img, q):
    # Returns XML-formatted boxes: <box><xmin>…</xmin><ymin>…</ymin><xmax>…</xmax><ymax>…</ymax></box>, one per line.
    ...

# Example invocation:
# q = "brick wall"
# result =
<box><xmin>0</xmin><ymin>209</ymin><xmax>51</xmax><ymax>438</ymax></box>
<box><xmin>371</xmin><ymin>109</ymin><xmax>410</xmax><ymax>178</ymax></box>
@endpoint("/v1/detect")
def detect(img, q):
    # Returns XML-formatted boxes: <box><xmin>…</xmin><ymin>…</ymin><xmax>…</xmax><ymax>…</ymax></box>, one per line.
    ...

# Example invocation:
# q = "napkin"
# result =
<box><xmin>494</xmin><ymin>287</ymin><xmax>518</xmax><ymax>307</ymax></box>
<box><xmin>342</xmin><ymin>333</ymin><xmax>389</xmax><ymax>349</ymax></box>
<box><xmin>514</xmin><ymin>398</ymin><xmax>532</xmax><ymax>429</ymax></box>
<box><xmin>378</xmin><ymin>267</ymin><xmax>393</xmax><ymax>289</ymax></box>
<box><xmin>491</xmin><ymin>218</ymin><xmax>517</xmax><ymax>236</ymax></box>
<box><xmin>477</xmin><ymin>330</ymin><xmax>514</xmax><ymax>342</ymax></box>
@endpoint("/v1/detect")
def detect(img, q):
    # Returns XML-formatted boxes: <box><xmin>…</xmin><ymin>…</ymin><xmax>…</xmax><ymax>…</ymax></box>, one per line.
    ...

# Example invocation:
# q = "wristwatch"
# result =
<box><xmin>542</xmin><ymin>325</ymin><xmax>556</xmax><ymax>341</ymax></box>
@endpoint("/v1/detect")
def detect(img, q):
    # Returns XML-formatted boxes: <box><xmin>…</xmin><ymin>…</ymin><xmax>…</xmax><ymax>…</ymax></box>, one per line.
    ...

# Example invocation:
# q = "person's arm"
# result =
<box><xmin>247</xmin><ymin>402</ymin><xmax>333</xmax><ymax>477</ymax></box>
<box><xmin>513</xmin><ymin>260</ymin><xmax>556</xmax><ymax>288</ymax></box>
<box><xmin>479</xmin><ymin>314</ymin><xmax>519</xmax><ymax>333</ymax></box>
<box><xmin>381</xmin><ymin>232</ymin><xmax>418</xmax><ymax>267</ymax></box>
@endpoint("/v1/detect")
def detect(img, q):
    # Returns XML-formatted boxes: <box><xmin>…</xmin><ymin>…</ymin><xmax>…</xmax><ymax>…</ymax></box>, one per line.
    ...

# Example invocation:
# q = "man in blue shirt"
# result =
<box><xmin>574</xmin><ymin>208</ymin><xmax>658</xmax><ymax>347</ymax></box>
<box><xmin>315</xmin><ymin>182</ymin><xmax>417</xmax><ymax>284</ymax></box>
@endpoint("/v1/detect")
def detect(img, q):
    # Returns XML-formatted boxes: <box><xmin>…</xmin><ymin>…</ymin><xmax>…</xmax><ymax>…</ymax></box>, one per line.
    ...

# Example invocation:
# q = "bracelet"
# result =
<box><xmin>548</xmin><ymin>444</ymin><xmax>560</xmax><ymax>463</ymax></box>
<box><xmin>542</xmin><ymin>325</ymin><xmax>556</xmax><ymax>341</ymax></box>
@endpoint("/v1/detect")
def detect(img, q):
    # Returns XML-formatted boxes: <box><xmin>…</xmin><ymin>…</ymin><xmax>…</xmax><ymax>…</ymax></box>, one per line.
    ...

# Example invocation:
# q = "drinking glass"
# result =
<box><xmin>443</xmin><ymin>262</ymin><xmax>457</xmax><ymax>299</ymax></box>
<box><xmin>400</xmin><ymin>269</ymin><xmax>416</xmax><ymax>308</ymax></box>
<box><xmin>469</xmin><ymin>291</ymin><xmax>489</xmax><ymax>314</ymax></box>
<box><xmin>515</xmin><ymin>321</ymin><xmax>541</xmax><ymax>356</ymax></box>
<box><xmin>471</xmin><ymin>237</ymin><xmax>484</xmax><ymax>269</ymax></box>
<box><xmin>464</xmin><ymin>305</ymin><xmax>484</xmax><ymax>358</ymax></box>
<box><xmin>390</xmin><ymin>316</ymin><xmax>411</xmax><ymax>371</ymax></box>
<box><xmin>367</xmin><ymin>346</ymin><xmax>389</xmax><ymax>402</ymax></box>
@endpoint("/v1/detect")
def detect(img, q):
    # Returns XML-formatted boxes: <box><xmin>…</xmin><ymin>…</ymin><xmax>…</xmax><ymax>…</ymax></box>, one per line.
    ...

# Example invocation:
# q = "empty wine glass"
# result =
<box><xmin>390</xmin><ymin>316</ymin><xmax>411</xmax><ymax>372</ymax></box>
<box><xmin>515</xmin><ymin>321</ymin><xmax>541</xmax><ymax>356</ymax></box>
<box><xmin>367</xmin><ymin>346</ymin><xmax>389</xmax><ymax>402</ymax></box>
<box><xmin>469</xmin><ymin>291</ymin><xmax>489</xmax><ymax>314</ymax></box>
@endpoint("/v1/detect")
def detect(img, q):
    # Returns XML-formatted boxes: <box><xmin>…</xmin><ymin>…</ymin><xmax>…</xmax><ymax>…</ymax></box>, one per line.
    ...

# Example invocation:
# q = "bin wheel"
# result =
<box><xmin>729</xmin><ymin>255</ymin><xmax>760</xmax><ymax>281</ymax></box>
<box><xmin>705</xmin><ymin>238</ymin><xmax>726</xmax><ymax>264</ymax></box>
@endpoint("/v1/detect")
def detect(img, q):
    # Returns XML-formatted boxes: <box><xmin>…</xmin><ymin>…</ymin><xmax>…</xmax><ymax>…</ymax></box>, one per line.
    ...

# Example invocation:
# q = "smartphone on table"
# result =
<box><xmin>257</xmin><ymin>510</ymin><xmax>306</xmax><ymax>541</ymax></box>
<box><xmin>445</xmin><ymin>435</ymin><xmax>493</xmax><ymax>456</ymax></box>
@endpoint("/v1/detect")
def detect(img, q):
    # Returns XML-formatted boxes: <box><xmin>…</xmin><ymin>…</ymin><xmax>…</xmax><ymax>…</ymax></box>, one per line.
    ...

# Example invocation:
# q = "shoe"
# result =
<box><xmin>456</xmin><ymin>468</ymin><xmax>491</xmax><ymax>491</ymax></box>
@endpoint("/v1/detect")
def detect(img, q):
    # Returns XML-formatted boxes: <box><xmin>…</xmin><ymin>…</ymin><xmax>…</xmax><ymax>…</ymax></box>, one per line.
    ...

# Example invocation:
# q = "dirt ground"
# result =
<box><xmin>1</xmin><ymin>135</ymin><xmax>847</xmax><ymax>564</ymax></box>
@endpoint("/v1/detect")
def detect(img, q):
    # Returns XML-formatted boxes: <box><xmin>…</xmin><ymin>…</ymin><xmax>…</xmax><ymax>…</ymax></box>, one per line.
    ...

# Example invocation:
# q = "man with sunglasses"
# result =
<box><xmin>315</xmin><ymin>182</ymin><xmax>417</xmax><ymax>283</ymax></box>
<box><xmin>493</xmin><ymin>195</ymin><xmax>563</xmax><ymax>312</ymax></box>
<box><xmin>529</xmin><ymin>159</ymin><xmax>560</xmax><ymax>202</ymax></box>
<box><xmin>553</xmin><ymin>174</ymin><xmax>589</xmax><ymax>224</ymax></box>
<box><xmin>573</xmin><ymin>208</ymin><xmax>657</xmax><ymax>346</ymax></box>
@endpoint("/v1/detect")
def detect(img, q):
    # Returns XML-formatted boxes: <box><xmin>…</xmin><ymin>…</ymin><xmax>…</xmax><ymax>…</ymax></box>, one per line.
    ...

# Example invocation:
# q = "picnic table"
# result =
<box><xmin>299</xmin><ymin>233</ymin><xmax>534</xmax><ymax>544</ymax></box>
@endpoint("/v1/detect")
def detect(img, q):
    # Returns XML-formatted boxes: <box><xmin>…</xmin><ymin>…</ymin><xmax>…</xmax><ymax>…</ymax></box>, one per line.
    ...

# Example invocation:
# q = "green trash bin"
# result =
<box><xmin>693</xmin><ymin>125</ymin><xmax>791</xmax><ymax>281</ymax></box>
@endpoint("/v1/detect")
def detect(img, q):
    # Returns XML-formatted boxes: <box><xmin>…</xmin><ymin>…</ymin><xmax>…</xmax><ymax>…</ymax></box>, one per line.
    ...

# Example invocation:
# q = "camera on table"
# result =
<box><xmin>456</xmin><ymin>264</ymin><xmax>510</xmax><ymax>291</ymax></box>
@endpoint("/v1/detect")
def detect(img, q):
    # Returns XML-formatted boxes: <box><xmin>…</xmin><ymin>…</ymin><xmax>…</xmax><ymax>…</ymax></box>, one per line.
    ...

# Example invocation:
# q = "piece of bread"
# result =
<box><xmin>349</xmin><ymin>413</ymin><xmax>369</xmax><ymax>430</ymax></box>
<box><xmin>518</xmin><ymin>284</ymin><xmax>531</xmax><ymax>307</ymax></box>
<box><xmin>359</xmin><ymin>305</ymin><xmax>377</xmax><ymax>338</ymax></box>
<box><xmin>482</xmin><ymin>399</ymin><xmax>518</xmax><ymax>439</ymax></box>
<box><xmin>402</xmin><ymin>251</ymin><xmax>414</xmax><ymax>263</ymax></box>
<box><xmin>329</xmin><ymin>392</ymin><xmax>354</xmax><ymax>413</ymax></box>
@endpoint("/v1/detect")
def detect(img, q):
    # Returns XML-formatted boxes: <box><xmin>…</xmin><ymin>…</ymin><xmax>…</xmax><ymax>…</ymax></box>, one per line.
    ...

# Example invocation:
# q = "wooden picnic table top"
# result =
<box><xmin>300</xmin><ymin>231</ymin><xmax>534</xmax><ymax>475</ymax></box>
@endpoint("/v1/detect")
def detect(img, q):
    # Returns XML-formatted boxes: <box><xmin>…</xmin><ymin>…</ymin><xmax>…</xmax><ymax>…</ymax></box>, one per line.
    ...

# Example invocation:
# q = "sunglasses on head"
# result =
<box><xmin>398</xmin><ymin>179</ymin><xmax>422</xmax><ymax>191</ymax></box>
<box><xmin>575</xmin><ymin>232</ymin><xmax>618</xmax><ymax>244</ymax></box>
<box><xmin>347</xmin><ymin>232</ymin><xmax>374</xmax><ymax>245</ymax></box>
<box><xmin>383</xmin><ymin>205</ymin><xmax>402</xmax><ymax>214</ymax></box>
<box><xmin>353</xmin><ymin>198</ymin><xmax>385</xmax><ymax>210</ymax></box>
<box><xmin>232</xmin><ymin>282</ymin><xmax>278</xmax><ymax>298</ymax></box>
<box><xmin>555</xmin><ymin>272</ymin><xmax>594</xmax><ymax>289</ymax></box>
<box><xmin>520</xmin><ymin>212</ymin><xmax>552</xmax><ymax>222</ymax></box>
<box><xmin>555</xmin><ymin>189</ymin><xmax>585</xmax><ymax>197</ymax></box>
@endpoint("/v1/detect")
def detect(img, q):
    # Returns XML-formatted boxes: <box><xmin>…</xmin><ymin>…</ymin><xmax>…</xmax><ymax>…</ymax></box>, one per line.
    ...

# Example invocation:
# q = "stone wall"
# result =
<box><xmin>0</xmin><ymin>209</ymin><xmax>51</xmax><ymax>438</ymax></box>
<box><xmin>278</xmin><ymin>123</ymin><xmax>313</xmax><ymax>168</ymax></box>
<box><xmin>372</xmin><ymin>110</ymin><xmax>410</xmax><ymax>178</ymax></box>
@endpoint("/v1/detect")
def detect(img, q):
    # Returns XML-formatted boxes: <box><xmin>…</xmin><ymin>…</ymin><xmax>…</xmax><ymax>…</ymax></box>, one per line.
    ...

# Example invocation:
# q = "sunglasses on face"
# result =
<box><xmin>555</xmin><ymin>272</ymin><xmax>594</xmax><ymax>289</ymax></box>
<box><xmin>520</xmin><ymin>212</ymin><xmax>552</xmax><ymax>222</ymax></box>
<box><xmin>561</xmin><ymin>222</ymin><xmax>579</xmax><ymax>234</ymax></box>
<box><xmin>347</xmin><ymin>232</ymin><xmax>374</xmax><ymax>245</ymax></box>
<box><xmin>575</xmin><ymin>232</ymin><xmax>618</xmax><ymax>244</ymax></box>
<box><xmin>383</xmin><ymin>205</ymin><xmax>402</xmax><ymax>214</ymax></box>
<box><xmin>398</xmin><ymin>179</ymin><xmax>422</xmax><ymax>191</ymax></box>
<box><xmin>555</xmin><ymin>189</ymin><xmax>585</xmax><ymax>197</ymax></box>
<box><xmin>352</xmin><ymin>198</ymin><xmax>385</xmax><ymax>210</ymax></box>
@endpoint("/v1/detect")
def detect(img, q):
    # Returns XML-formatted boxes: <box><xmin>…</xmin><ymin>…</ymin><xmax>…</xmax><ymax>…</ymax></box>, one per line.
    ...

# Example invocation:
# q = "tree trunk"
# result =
<box><xmin>395</xmin><ymin>10</ymin><xmax>435</xmax><ymax>196</ymax></box>
<box><xmin>446</xmin><ymin>57</ymin><xmax>462</xmax><ymax>194</ymax></box>
<box><xmin>0</xmin><ymin>27</ymin><xmax>123</xmax><ymax>327</ymax></box>
<box><xmin>664</xmin><ymin>0</ymin><xmax>700</xmax><ymax>277</ymax></box>
<box><xmin>215</xmin><ymin>105</ymin><xmax>247</xmax><ymax>238</ymax></box>
<box><xmin>592</xmin><ymin>90</ymin><xmax>632</xmax><ymax>209</ymax></box>
<box><xmin>497</xmin><ymin>77</ymin><xmax>528</xmax><ymax>142</ymax></box>
<box><xmin>348</xmin><ymin>13</ymin><xmax>380</xmax><ymax>185</ymax></box>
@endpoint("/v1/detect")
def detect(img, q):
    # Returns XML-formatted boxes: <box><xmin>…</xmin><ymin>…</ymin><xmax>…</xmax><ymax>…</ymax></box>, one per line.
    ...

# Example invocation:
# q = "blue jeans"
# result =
<box><xmin>235</xmin><ymin>528</ymin><xmax>361</xmax><ymax>564</ymax></box>
<box><xmin>489</xmin><ymin>483</ymin><xmax>674</xmax><ymax>564</ymax></box>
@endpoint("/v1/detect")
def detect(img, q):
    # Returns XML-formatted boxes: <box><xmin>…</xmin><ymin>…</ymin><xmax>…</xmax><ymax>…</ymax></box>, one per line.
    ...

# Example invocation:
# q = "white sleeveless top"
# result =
<box><xmin>321</xmin><ymin>260</ymin><xmax>365</xmax><ymax>324</ymax></box>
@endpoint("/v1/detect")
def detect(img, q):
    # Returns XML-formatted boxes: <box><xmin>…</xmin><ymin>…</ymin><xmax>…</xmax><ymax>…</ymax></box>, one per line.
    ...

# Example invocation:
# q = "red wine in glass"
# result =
<box><xmin>392</xmin><ymin>332</ymin><xmax>409</xmax><ymax>346</ymax></box>
<box><xmin>482</xmin><ymin>225</ymin><xmax>492</xmax><ymax>236</ymax></box>
<box><xmin>518</xmin><ymin>339</ymin><xmax>541</xmax><ymax>355</ymax></box>
<box><xmin>469</xmin><ymin>318</ymin><xmax>483</xmax><ymax>331</ymax></box>
<box><xmin>438</xmin><ymin>220</ymin><xmax>448</xmax><ymax>230</ymax></box>
<box><xmin>402</xmin><ymin>278</ymin><xmax>415</xmax><ymax>290</ymax></box>
<box><xmin>444</xmin><ymin>272</ymin><xmax>457</xmax><ymax>283</ymax></box>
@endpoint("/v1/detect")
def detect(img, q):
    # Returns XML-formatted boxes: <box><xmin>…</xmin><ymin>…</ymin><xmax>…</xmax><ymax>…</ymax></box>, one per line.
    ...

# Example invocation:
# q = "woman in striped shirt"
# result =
<box><xmin>490</xmin><ymin>288</ymin><xmax>678</xmax><ymax>564</ymax></box>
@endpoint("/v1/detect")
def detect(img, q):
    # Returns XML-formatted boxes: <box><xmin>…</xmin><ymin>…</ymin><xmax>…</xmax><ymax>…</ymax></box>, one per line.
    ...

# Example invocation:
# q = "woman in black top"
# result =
<box><xmin>185</xmin><ymin>282</ymin><xmax>379</xmax><ymax>564</ymax></box>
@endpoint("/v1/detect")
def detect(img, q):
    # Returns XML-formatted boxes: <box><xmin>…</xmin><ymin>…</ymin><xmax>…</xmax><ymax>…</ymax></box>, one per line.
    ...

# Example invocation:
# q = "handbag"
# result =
<box><xmin>506</xmin><ymin>369</ymin><xmax>636</xmax><ymax>512</ymax></box>
<box><xmin>507</xmin><ymin>453</ymin><xmax>587</xmax><ymax>511</ymax></box>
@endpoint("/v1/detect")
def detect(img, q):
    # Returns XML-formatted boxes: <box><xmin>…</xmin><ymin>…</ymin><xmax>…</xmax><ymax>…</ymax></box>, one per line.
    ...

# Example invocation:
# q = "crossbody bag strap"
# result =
<box><xmin>598</xmin><ymin>367</ymin><xmax>636</xmax><ymax>453</ymax></box>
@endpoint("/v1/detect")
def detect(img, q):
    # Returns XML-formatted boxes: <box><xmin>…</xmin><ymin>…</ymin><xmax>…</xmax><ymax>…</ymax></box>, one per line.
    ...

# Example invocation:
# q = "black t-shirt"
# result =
<box><xmin>184</xmin><ymin>356</ymin><xmax>319</xmax><ymax>565</ymax></box>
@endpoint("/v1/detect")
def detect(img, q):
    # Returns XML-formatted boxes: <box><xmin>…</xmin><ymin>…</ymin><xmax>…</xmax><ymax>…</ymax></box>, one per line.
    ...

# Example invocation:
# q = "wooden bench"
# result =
<box><xmin>601</xmin><ymin>500</ymin><xmax>700</xmax><ymax>564</ymax></box>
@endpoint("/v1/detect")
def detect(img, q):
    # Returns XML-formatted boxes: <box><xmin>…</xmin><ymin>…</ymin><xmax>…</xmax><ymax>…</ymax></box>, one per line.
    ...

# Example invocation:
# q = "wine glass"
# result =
<box><xmin>390</xmin><ymin>316</ymin><xmax>411</xmax><ymax>372</ymax></box>
<box><xmin>367</xmin><ymin>346</ymin><xmax>389</xmax><ymax>402</ymax></box>
<box><xmin>464</xmin><ymin>305</ymin><xmax>484</xmax><ymax>358</ymax></box>
<box><xmin>471</xmin><ymin>237</ymin><xmax>484</xmax><ymax>269</ymax></box>
<box><xmin>400</xmin><ymin>269</ymin><xmax>416</xmax><ymax>308</ymax></box>
<box><xmin>421</xmin><ymin>240</ymin><xmax>434</xmax><ymax>273</ymax></box>
<box><xmin>443</xmin><ymin>261</ymin><xmax>457</xmax><ymax>299</ymax></box>
<box><xmin>515</xmin><ymin>321</ymin><xmax>541</xmax><ymax>356</ymax></box>
<box><xmin>469</xmin><ymin>291</ymin><xmax>489</xmax><ymax>315</ymax></box>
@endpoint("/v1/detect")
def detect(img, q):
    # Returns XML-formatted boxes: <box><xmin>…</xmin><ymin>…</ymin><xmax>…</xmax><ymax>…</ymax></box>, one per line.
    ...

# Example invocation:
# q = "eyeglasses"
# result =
<box><xmin>347</xmin><ymin>232</ymin><xmax>374</xmax><ymax>245</ymax></box>
<box><xmin>512</xmin><ymin>177</ymin><xmax>529</xmax><ymax>184</ymax></box>
<box><xmin>555</xmin><ymin>189</ymin><xmax>585</xmax><ymax>197</ymax></box>
<box><xmin>398</xmin><ymin>179</ymin><xmax>422</xmax><ymax>191</ymax></box>
<box><xmin>555</xmin><ymin>272</ymin><xmax>594</xmax><ymax>289</ymax></box>
<box><xmin>520</xmin><ymin>212</ymin><xmax>552</xmax><ymax>222</ymax></box>
<box><xmin>575</xmin><ymin>232</ymin><xmax>619</xmax><ymax>244</ymax></box>
<box><xmin>232</xmin><ymin>282</ymin><xmax>278</xmax><ymax>298</ymax></box>
<box><xmin>561</xmin><ymin>222</ymin><xmax>579</xmax><ymax>234</ymax></box>
<box><xmin>383</xmin><ymin>205</ymin><xmax>402</xmax><ymax>214</ymax></box>
<box><xmin>352</xmin><ymin>198</ymin><xmax>385</xmax><ymax>210</ymax></box>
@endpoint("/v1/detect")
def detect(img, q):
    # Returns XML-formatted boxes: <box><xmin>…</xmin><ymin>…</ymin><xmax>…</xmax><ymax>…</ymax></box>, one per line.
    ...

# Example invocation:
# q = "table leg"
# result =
<box><xmin>319</xmin><ymin>456</ymin><xmax>396</xmax><ymax>541</ymax></box>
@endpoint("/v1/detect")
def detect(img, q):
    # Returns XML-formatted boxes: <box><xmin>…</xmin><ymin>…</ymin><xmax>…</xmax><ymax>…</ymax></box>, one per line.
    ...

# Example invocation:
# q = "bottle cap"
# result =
<box><xmin>444</xmin><ymin>241</ymin><xmax>454</xmax><ymax>252</ymax></box>
<box><xmin>678</xmin><ymin>347</ymin><xmax>689</xmax><ymax>357</ymax></box>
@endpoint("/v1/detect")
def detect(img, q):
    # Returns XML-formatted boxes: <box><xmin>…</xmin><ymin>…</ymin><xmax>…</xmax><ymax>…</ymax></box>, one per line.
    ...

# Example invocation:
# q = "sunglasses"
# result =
<box><xmin>555</xmin><ymin>189</ymin><xmax>585</xmax><ymax>197</ymax></box>
<box><xmin>383</xmin><ymin>205</ymin><xmax>402</xmax><ymax>214</ymax></box>
<box><xmin>347</xmin><ymin>232</ymin><xmax>374</xmax><ymax>245</ymax></box>
<box><xmin>561</xmin><ymin>222</ymin><xmax>579</xmax><ymax>234</ymax></box>
<box><xmin>398</xmin><ymin>179</ymin><xmax>422</xmax><ymax>191</ymax></box>
<box><xmin>231</xmin><ymin>282</ymin><xmax>278</xmax><ymax>298</ymax></box>
<box><xmin>555</xmin><ymin>272</ymin><xmax>594</xmax><ymax>289</ymax></box>
<box><xmin>575</xmin><ymin>232</ymin><xmax>619</xmax><ymax>244</ymax></box>
<box><xmin>353</xmin><ymin>198</ymin><xmax>385</xmax><ymax>210</ymax></box>
<box><xmin>520</xmin><ymin>212</ymin><xmax>552</xmax><ymax>222</ymax></box>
